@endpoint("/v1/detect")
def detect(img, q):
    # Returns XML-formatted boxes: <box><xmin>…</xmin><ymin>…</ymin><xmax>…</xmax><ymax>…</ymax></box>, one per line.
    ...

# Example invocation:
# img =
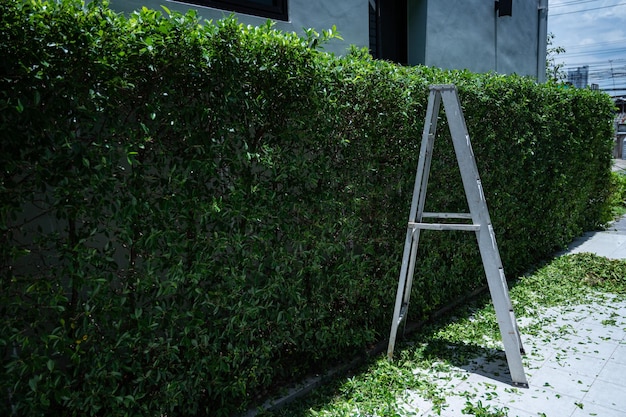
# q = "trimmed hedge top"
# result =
<box><xmin>0</xmin><ymin>1</ymin><xmax>616</xmax><ymax>416</ymax></box>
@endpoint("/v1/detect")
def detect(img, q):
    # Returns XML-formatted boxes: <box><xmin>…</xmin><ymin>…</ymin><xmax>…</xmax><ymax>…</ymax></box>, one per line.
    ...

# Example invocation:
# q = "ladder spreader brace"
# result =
<box><xmin>387</xmin><ymin>84</ymin><xmax>528</xmax><ymax>387</ymax></box>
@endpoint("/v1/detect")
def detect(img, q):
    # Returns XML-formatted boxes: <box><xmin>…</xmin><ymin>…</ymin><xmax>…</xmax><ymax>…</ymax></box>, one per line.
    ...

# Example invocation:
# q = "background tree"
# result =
<box><xmin>547</xmin><ymin>32</ymin><xmax>567</xmax><ymax>82</ymax></box>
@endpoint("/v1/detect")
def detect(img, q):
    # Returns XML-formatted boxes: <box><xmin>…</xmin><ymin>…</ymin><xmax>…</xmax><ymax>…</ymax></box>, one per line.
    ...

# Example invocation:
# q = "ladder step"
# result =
<box><xmin>408</xmin><ymin>222</ymin><xmax>480</xmax><ymax>231</ymax></box>
<box><xmin>422</xmin><ymin>212</ymin><xmax>473</xmax><ymax>219</ymax></box>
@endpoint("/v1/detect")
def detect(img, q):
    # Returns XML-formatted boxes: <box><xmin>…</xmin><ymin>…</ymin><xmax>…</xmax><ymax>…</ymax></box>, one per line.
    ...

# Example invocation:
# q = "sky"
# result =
<box><xmin>547</xmin><ymin>0</ymin><xmax>626</xmax><ymax>97</ymax></box>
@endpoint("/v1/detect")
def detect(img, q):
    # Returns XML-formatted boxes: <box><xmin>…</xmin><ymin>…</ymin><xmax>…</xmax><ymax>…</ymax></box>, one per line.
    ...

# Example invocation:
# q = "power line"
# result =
<box><xmin>562</xmin><ymin>57</ymin><xmax>626</xmax><ymax>65</ymax></box>
<box><xmin>559</xmin><ymin>47</ymin><xmax>626</xmax><ymax>58</ymax></box>
<box><xmin>560</xmin><ymin>39</ymin><xmax>626</xmax><ymax>50</ymax></box>
<box><xmin>550</xmin><ymin>1</ymin><xmax>626</xmax><ymax>16</ymax></box>
<box><xmin>562</xmin><ymin>61</ymin><xmax>626</xmax><ymax>70</ymax></box>
<box><xmin>550</xmin><ymin>0</ymin><xmax>603</xmax><ymax>8</ymax></box>
<box><xmin>557</xmin><ymin>58</ymin><xmax>626</xmax><ymax>68</ymax></box>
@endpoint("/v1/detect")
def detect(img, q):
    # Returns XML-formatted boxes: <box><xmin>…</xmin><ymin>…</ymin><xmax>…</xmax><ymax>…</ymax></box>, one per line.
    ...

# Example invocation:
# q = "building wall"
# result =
<box><xmin>408</xmin><ymin>0</ymin><xmax>547</xmax><ymax>81</ymax></box>
<box><xmin>108</xmin><ymin>0</ymin><xmax>548</xmax><ymax>80</ymax></box>
<box><xmin>107</xmin><ymin>0</ymin><xmax>369</xmax><ymax>56</ymax></box>
<box><xmin>568</xmin><ymin>66</ymin><xmax>589</xmax><ymax>89</ymax></box>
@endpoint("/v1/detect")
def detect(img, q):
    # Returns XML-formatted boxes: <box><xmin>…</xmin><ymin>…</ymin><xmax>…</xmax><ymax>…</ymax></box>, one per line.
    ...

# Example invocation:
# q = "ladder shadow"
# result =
<box><xmin>418</xmin><ymin>340</ymin><xmax>521</xmax><ymax>387</ymax></box>
<box><xmin>458</xmin><ymin>347</ymin><xmax>518</xmax><ymax>386</ymax></box>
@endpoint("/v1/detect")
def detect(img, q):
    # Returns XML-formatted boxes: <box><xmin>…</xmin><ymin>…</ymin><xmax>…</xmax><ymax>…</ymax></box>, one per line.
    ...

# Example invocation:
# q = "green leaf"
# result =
<box><xmin>28</xmin><ymin>376</ymin><xmax>38</xmax><ymax>392</ymax></box>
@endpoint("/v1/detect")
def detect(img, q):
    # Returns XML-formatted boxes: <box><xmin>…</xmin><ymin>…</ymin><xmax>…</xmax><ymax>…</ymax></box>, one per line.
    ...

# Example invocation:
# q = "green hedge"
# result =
<box><xmin>0</xmin><ymin>1</ymin><xmax>616</xmax><ymax>416</ymax></box>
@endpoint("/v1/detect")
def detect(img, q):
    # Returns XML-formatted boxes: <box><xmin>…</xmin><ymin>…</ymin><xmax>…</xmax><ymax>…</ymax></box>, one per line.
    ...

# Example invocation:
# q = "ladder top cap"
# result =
<box><xmin>430</xmin><ymin>84</ymin><xmax>457</xmax><ymax>91</ymax></box>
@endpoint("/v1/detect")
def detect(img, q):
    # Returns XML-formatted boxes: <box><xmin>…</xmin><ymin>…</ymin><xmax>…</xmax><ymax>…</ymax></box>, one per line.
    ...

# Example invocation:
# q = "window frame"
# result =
<box><xmin>184</xmin><ymin>0</ymin><xmax>288</xmax><ymax>21</ymax></box>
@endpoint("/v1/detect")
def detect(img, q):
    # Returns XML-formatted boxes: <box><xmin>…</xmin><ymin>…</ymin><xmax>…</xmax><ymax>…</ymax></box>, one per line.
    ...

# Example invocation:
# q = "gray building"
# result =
<box><xmin>568</xmin><ymin>66</ymin><xmax>589</xmax><ymax>89</ymax></box>
<box><xmin>109</xmin><ymin>0</ymin><xmax>548</xmax><ymax>81</ymax></box>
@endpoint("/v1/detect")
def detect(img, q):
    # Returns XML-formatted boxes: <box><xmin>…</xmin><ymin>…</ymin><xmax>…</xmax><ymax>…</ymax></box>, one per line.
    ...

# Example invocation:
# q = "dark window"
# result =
<box><xmin>369</xmin><ymin>1</ymin><xmax>379</xmax><ymax>58</ymax></box>
<box><xmin>185</xmin><ymin>0</ymin><xmax>288</xmax><ymax>21</ymax></box>
<box><xmin>369</xmin><ymin>0</ymin><xmax>407</xmax><ymax>65</ymax></box>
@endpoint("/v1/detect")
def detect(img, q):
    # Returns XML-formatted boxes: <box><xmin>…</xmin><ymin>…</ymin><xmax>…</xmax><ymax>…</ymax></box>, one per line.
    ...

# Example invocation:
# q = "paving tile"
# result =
<box><xmin>545</xmin><ymin>352</ymin><xmax>607</xmax><ymax>378</ymax></box>
<box><xmin>522</xmin><ymin>347</ymin><xmax>558</xmax><ymax>371</ymax></box>
<box><xmin>579</xmin><ymin>307</ymin><xmax>624</xmax><ymax>326</ymax></box>
<box><xmin>399</xmin><ymin>393</ymin><xmax>433</xmax><ymax>417</ymax></box>
<box><xmin>603</xmin><ymin>303</ymin><xmax>626</xmax><ymax>320</ymax></box>
<box><xmin>568</xmin><ymin>234</ymin><xmax>626</xmax><ymax>258</ymax></box>
<box><xmin>583</xmin><ymin>379</ymin><xmax>626</xmax><ymax>412</ymax></box>
<box><xmin>559</xmin><ymin>334</ymin><xmax>620</xmax><ymax>359</ymax></box>
<box><xmin>574</xmin><ymin>322</ymin><xmax>625</xmax><ymax>344</ymax></box>
<box><xmin>402</xmin><ymin>387</ymin><xmax>492</xmax><ymax>417</ymax></box>
<box><xmin>527</xmin><ymin>365</ymin><xmax>594</xmax><ymax>398</ymax></box>
<box><xmin>539</xmin><ymin>310</ymin><xmax>588</xmax><ymax>333</ymax></box>
<box><xmin>570</xmin><ymin>401</ymin><xmax>626</xmax><ymax>417</ymax></box>
<box><xmin>497</xmin><ymin>387</ymin><xmax>580</xmax><ymax>417</ymax></box>
<box><xmin>609</xmin><ymin>244</ymin><xmax>626</xmax><ymax>259</ymax></box>
<box><xmin>596</xmin><ymin>359</ymin><xmax>626</xmax><ymax>387</ymax></box>
<box><xmin>609</xmin><ymin>343</ymin><xmax>626</xmax><ymax>364</ymax></box>
<box><xmin>501</xmin><ymin>407</ymin><xmax>545</xmax><ymax>417</ymax></box>
<box><xmin>436</xmin><ymin>393</ymin><xmax>473</xmax><ymax>416</ymax></box>
<box><xmin>463</xmin><ymin>356</ymin><xmax>513</xmax><ymax>384</ymax></box>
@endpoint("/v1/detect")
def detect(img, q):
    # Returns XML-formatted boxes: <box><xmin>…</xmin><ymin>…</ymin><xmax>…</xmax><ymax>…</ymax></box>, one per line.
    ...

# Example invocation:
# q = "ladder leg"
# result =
<box><xmin>387</xmin><ymin>89</ymin><xmax>440</xmax><ymax>360</ymax></box>
<box><xmin>400</xmin><ymin>228</ymin><xmax>422</xmax><ymax>339</ymax></box>
<box><xmin>480</xmin><ymin>255</ymin><xmax>528</xmax><ymax>386</ymax></box>
<box><xmin>387</xmin><ymin>228</ymin><xmax>416</xmax><ymax>359</ymax></box>
<box><xmin>409</xmin><ymin>89</ymin><xmax>441</xmax><ymax>221</ymax></box>
<box><xmin>440</xmin><ymin>86</ymin><xmax>528</xmax><ymax>386</ymax></box>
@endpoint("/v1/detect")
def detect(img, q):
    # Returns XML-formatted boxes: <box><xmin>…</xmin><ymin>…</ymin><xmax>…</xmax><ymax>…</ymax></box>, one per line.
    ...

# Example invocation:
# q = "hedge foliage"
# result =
<box><xmin>0</xmin><ymin>1</ymin><xmax>616</xmax><ymax>416</ymax></box>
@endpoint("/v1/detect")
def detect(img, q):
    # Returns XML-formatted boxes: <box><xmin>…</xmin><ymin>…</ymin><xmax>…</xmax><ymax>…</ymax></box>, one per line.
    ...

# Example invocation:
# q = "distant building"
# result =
<box><xmin>109</xmin><ymin>0</ymin><xmax>549</xmax><ymax>81</ymax></box>
<box><xmin>568</xmin><ymin>66</ymin><xmax>589</xmax><ymax>89</ymax></box>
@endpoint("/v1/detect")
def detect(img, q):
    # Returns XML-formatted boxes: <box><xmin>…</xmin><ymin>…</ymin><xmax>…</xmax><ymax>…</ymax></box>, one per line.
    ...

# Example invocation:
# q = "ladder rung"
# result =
<box><xmin>422</xmin><ymin>212</ymin><xmax>473</xmax><ymax>220</ymax></box>
<box><xmin>409</xmin><ymin>222</ymin><xmax>480</xmax><ymax>231</ymax></box>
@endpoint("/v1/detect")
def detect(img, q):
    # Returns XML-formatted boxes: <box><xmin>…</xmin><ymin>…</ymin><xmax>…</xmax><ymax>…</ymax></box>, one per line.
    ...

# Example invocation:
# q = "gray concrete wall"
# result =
<box><xmin>107</xmin><ymin>0</ymin><xmax>369</xmax><ymax>56</ymax></box>
<box><xmin>408</xmin><ymin>0</ymin><xmax>547</xmax><ymax>80</ymax></box>
<box><xmin>419</xmin><ymin>0</ymin><xmax>496</xmax><ymax>72</ymax></box>
<box><xmin>108</xmin><ymin>0</ymin><xmax>547</xmax><ymax>79</ymax></box>
<box><xmin>496</xmin><ymin>1</ymin><xmax>542</xmax><ymax>77</ymax></box>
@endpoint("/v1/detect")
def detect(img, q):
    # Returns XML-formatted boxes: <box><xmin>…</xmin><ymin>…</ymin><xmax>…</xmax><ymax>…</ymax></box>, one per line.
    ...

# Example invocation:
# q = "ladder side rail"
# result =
<box><xmin>410</xmin><ymin>90</ymin><xmax>441</xmax><ymax>222</ymax></box>
<box><xmin>387</xmin><ymin>227</ymin><xmax>416</xmax><ymax>359</ymax></box>
<box><xmin>440</xmin><ymin>87</ymin><xmax>528</xmax><ymax>386</ymax></box>
<box><xmin>402</xmin><ymin>230</ymin><xmax>421</xmax><ymax>308</ymax></box>
<box><xmin>387</xmin><ymin>89</ymin><xmax>441</xmax><ymax>360</ymax></box>
<box><xmin>478</xmin><ymin>239</ymin><xmax>529</xmax><ymax>385</ymax></box>
<box><xmin>439</xmin><ymin>87</ymin><xmax>482</xmax><ymax>223</ymax></box>
<box><xmin>440</xmin><ymin>88</ymin><xmax>516</xmax><ymax>312</ymax></box>
<box><xmin>401</xmin><ymin>91</ymin><xmax>441</xmax><ymax>311</ymax></box>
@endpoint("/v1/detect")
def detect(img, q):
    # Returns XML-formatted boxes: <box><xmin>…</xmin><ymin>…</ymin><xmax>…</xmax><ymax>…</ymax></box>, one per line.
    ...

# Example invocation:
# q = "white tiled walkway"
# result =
<box><xmin>566</xmin><ymin>215</ymin><xmax>626</xmax><ymax>260</ymax></box>
<box><xmin>400</xmin><ymin>213</ymin><xmax>626</xmax><ymax>417</ymax></box>
<box><xmin>401</xmin><ymin>296</ymin><xmax>626</xmax><ymax>417</ymax></box>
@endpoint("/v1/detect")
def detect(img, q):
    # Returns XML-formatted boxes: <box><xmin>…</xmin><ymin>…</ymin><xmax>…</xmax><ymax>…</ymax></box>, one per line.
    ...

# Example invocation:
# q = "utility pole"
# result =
<box><xmin>610</xmin><ymin>60</ymin><xmax>616</xmax><ymax>89</ymax></box>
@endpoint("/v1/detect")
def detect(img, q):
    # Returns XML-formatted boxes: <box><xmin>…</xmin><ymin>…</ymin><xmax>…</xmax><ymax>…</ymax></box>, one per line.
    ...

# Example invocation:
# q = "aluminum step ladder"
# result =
<box><xmin>387</xmin><ymin>84</ymin><xmax>528</xmax><ymax>387</ymax></box>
